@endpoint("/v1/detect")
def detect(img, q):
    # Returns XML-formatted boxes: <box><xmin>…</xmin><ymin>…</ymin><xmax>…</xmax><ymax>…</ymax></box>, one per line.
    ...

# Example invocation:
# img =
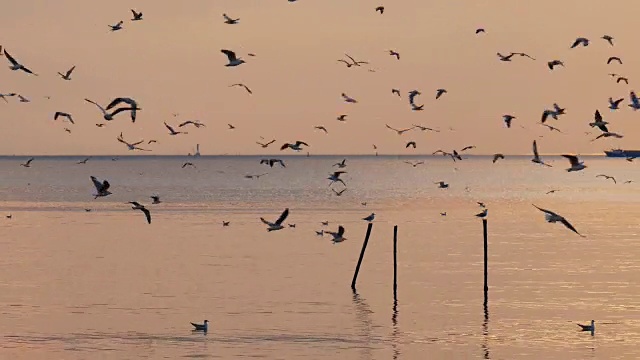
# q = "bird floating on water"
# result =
<box><xmin>191</xmin><ymin>320</ymin><xmax>209</xmax><ymax>332</ymax></box>
<box><xmin>577</xmin><ymin>320</ymin><xmax>595</xmax><ymax>335</ymax></box>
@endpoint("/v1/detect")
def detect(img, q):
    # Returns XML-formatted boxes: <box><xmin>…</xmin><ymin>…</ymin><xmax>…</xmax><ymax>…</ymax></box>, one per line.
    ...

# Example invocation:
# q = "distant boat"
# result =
<box><xmin>194</xmin><ymin>144</ymin><xmax>201</xmax><ymax>157</ymax></box>
<box><xmin>604</xmin><ymin>149</ymin><xmax>640</xmax><ymax>157</ymax></box>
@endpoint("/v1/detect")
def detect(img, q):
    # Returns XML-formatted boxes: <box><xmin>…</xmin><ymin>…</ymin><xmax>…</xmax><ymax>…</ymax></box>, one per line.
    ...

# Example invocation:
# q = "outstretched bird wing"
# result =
<box><xmin>560</xmin><ymin>218</ymin><xmax>584</xmax><ymax>237</ymax></box>
<box><xmin>221</xmin><ymin>49</ymin><xmax>238</xmax><ymax>62</ymax></box>
<box><xmin>562</xmin><ymin>154</ymin><xmax>579</xmax><ymax>166</ymax></box>
<box><xmin>139</xmin><ymin>208</ymin><xmax>151</xmax><ymax>224</ymax></box>
<box><xmin>275</xmin><ymin>208</ymin><xmax>289</xmax><ymax>225</ymax></box>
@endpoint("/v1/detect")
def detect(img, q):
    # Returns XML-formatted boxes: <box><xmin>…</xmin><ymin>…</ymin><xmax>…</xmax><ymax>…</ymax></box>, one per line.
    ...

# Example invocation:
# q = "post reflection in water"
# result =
<box><xmin>352</xmin><ymin>291</ymin><xmax>374</xmax><ymax>360</ymax></box>
<box><xmin>482</xmin><ymin>302</ymin><xmax>490</xmax><ymax>360</ymax></box>
<box><xmin>391</xmin><ymin>299</ymin><xmax>400</xmax><ymax>360</ymax></box>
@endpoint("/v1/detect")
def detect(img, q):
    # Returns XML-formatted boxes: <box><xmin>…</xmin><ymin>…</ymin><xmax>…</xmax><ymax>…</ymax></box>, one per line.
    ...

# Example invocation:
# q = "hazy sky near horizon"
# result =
<box><xmin>0</xmin><ymin>0</ymin><xmax>638</xmax><ymax>155</ymax></box>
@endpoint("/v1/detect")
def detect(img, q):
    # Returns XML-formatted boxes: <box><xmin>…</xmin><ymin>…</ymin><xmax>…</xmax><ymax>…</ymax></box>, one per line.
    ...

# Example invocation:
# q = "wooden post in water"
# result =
<box><xmin>351</xmin><ymin>223</ymin><xmax>373</xmax><ymax>291</ymax></box>
<box><xmin>483</xmin><ymin>219</ymin><xmax>488</xmax><ymax>305</ymax></box>
<box><xmin>393</xmin><ymin>225</ymin><xmax>398</xmax><ymax>301</ymax></box>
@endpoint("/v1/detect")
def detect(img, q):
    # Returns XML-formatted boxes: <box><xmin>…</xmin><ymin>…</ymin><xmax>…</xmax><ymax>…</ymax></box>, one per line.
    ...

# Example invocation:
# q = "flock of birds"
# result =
<box><xmin>6</xmin><ymin>3</ymin><xmax>633</xmax><ymax>335</ymax></box>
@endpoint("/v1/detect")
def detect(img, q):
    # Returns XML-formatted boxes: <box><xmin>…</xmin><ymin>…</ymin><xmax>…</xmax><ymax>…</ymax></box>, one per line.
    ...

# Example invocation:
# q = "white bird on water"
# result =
<box><xmin>260</xmin><ymin>208</ymin><xmax>289</xmax><ymax>232</ymax></box>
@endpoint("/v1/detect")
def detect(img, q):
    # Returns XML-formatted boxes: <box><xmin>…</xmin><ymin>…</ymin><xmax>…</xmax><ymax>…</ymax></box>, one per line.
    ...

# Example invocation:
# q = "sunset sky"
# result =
<box><xmin>0</xmin><ymin>0</ymin><xmax>637</xmax><ymax>155</ymax></box>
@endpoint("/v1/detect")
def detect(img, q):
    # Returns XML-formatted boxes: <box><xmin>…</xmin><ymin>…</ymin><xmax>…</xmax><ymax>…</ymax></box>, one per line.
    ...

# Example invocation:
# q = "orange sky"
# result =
<box><xmin>0</xmin><ymin>0</ymin><xmax>637</xmax><ymax>155</ymax></box>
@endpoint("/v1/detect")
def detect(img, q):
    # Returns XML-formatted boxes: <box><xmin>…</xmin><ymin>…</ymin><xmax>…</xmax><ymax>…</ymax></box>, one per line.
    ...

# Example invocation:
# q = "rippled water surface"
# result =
<box><xmin>1</xmin><ymin>155</ymin><xmax>640</xmax><ymax>359</ymax></box>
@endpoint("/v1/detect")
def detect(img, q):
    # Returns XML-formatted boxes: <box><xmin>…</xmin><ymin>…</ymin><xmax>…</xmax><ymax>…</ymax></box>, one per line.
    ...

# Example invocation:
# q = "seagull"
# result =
<box><xmin>589</xmin><ymin>110</ymin><xmax>609</xmax><ymax>132</ymax></box>
<box><xmin>577</xmin><ymin>320</ymin><xmax>595</xmax><ymax>333</ymax></box>
<box><xmin>178</xmin><ymin>120</ymin><xmax>206</xmax><ymax>128</ymax></box>
<box><xmin>475</xmin><ymin>209</ymin><xmax>488</xmax><ymax>218</ymax></box>
<box><xmin>76</xmin><ymin>157</ymin><xmax>90</xmax><ymax>164</ymax></box>
<box><xmin>314</xmin><ymin>126</ymin><xmax>328</xmax><ymax>134</ymax></box>
<box><xmin>629</xmin><ymin>91</ymin><xmax>640</xmax><ymax>110</ymax></box>
<box><xmin>164</xmin><ymin>122</ymin><xmax>187</xmax><ymax>135</ymax></box>
<box><xmin>375</xmin><ymin>6</ymin><xmax>384</xmax><ymax>14</ymax></box>
<box><xmin>244</xmin><ymin>173</ymin><xmax>268</xmax><ymax>179</ymax></box>
<box><xmin>257</xmin><ymin>140</ymin><xmax>276</xmax><ymax>148</ymax></box>
<box><xmin>20</xmin><ymin>158</ymin><xmax>34</xmax><ymax>167</ymax></box>
<box><xmin>478</xmin><ymin>202</ymin><xmax>486</xmax><ymax>208</ymax></box>
<box><xmin>392</xmin><ymin>89</ymin><xmax>401</xmax><ymax>97</ymax></box>
<box><xmin>151</xmin><ymin>195</ymin><xmax>161</xmax><ymax>204</ymax></box>
<box><xmin>288</xmin><ymin>224</ymin><xmax>296</xmax><ymax>228</ymax></box>
<box><xmin>592</xmin><ymin>132</ymin><xmax>623</xmax><ymax>141</ymax></box>
<box><xmin>547</xmin><ymin>60</ymin><xmax>564</xmax><ymax>70</ymax></box>
<box><xmin>280</xmin><ymin>141</ymin><xmax>309</xmax><ymax>151</ymax></box>
<box><xmin>326</xmin><ymin>225</ymin><xmax>347</xmax><ymax>243</ymax></box>
<box><xmin>128</xmin><ymin>202</ymin><xmax>151</xmax><ymax>224</ymax></box>
<box><xmin>0</xmin><ymin>93</ymin><xmax>15</xmax><ymax>102</ymax></box>
<box><xmin>117</xmin><ymin>133</ymin><xmax>150</xmax><ymax>151</ymax></box>
<box><xmin>105</xmin><ymin>97</ymin><xmax>141</xmax><ymax>122</ymax></box>
<box><xmin>435</xmin><ymin>181</ymin><xmax>449</xmax><ymax>189</ymax></box>
<box><xmin>616</xmin><ymin>76</ymin><xmax>629</xmax><ymax>84</ymax></box>
<box><xmin>362</xmin><ymin>213</ymin><xmax>375</xmax><ymax>222</ymax></box>
<box><xmin>109</xmin><ymin>21</ymin><xmax>124</xmax><ymax>31</ymax></box>
<box><xmin>503</xmin><ymin>115</ymin><xmax>515</xmax><ymax>128</ymax></box>
<box><xmin>221</xmin><ymin>49</ymin><xmax>245</xmax><ymax>66</ymax></box>
<box><xmin>602</xmin><ymin>35</ymin><xmax>614</xmax><ymax>46</ymax></box>
<box><xmin>436</xmin><ymin>88</ymin><xmax>447</xmax><ymax>99</ymax></box>
<box><xmin>190</xmin><ymin>320</ymin><xmax>209</xmax><ymax>332</ymax></box>
<box><xmin>388</xmin><ymin>50</ymin><xmax>400</xmax><ymax>60</ymax></box>
<box><xmin>182</xmin><ymin>162</ymin><xmax>196</xmax><ymax>168</ymax></box>
<box><xmin>513</xmin><ymin>52</ymin><xmax>536</xmax><ymax>60</ymax></box>
<box><xmin>57</xmin><ymin>65</ymin><xmax>76</xmax><ymax>80</ymax></box>
<box><xmin>385</xmin><ymin>124</ymin><xmax>414</xmax><ymax>135</ymax></box>
<box><xmin>546</xmin><ymin>190</ymin><xmax>559</xmax><ymax>194</ymax></box>
<box><xmin>540</xmin><ymin>123</ymin><xmax>563</xmax><ymax>133</ymax></box>
<box><xmin>570</xmin><ymin>37</ymin><xmax>589</xmax><ymax>48</ymax></box>
<box><xmin>608</xmin><ymin>97</ymin><xmax>624</xmax><ymax>110</ymax></box>
<box><xmin>64</xmin><ymin>128</ymin><xmax>72</xmax><ymax>134</ymax></box>
<box><xmin>531</xmin><ymin>140</ymin><xmax>552</xmax><ymax>167</ymax></box>
<box><xmin>131</xmin><ymin>9</ymin><xmax>143</xmax><ymax>21</ymax></box>
<box><xmin>404</xmin><ymin>160</ymin><xmax>424</xmax><ymax>167</ymax></box>
<box><xmin>54</xmin><ymin>112</ymin><xmax>74</xmax><ymax>124</ymax></box>
<box><xmin>341</xmin><ymin>93</ymin><xmax>358</xmax><ymax>103</ymax></box>
<box><xmin>227</xmin><ymin>124</ymin><xmax>236</xmax><ymax>130</ymax></box>
<box><xmin>260</xmin><ymin>208</ymin><xmax>289</xmax><ymax>232</ymax></box>
<box><xmin>562</xmin><ymin>155</ymin><xmax>586</xmax><ymax>172</ymax></box>
<box><xmin>406</xmin><ymin>141</ymin><xmax>417</xmax><ymax>149</ymax></box>
<box><xmin>607</xmin><ymin>56</ymin><xmax>622</xmax><ymax>65</ymax></box>
<box><xmin>147</xmin><ymin>140</ymin><xmax>157</xmax><ymax>144</ymax></box>
<box><xmin>90</xmin><ymin>176</ymin><xmax>112</xmax><ymax>199</ymax></box>
<box><xmin>327</xmin><ymin>171</ymin><xmax>347</xmax><ymax>186</ymax></box>
<box><xmin>343</xmin><ymin>54</ymin><xmax>369</xmax><ymax>67</ymax></box>
<box><xmin>230</xmin><ymin>83</ymin><xmax>252</xmax><ymax>94</ymax></box>
<box><xmin>223</xmin><ymin>13</ymin><xmax>239</xmax><ymax>24</ymax></box>
<box><xmin>321</xmin><ymin>221</ymin><xmax>329</xmax><ymax>226</ymax></box>
<box><xmin>408</xmin><ymin>90</ymin><xmax>422</xmax><ymax>108</ymax></box>
<box><xmin>492</xmin><ymin>154</ymin><xmax>505</xmax><ymax>163</ymax></box>
<box><xmin>332</xmin><ymin>188</ymin><xmax>347</xmax><ymax>196</ymax></box>
<box><xmin>596</xmin><ymin>174</ymin><xmax>616</xmax><ymax>184</ymax></box>
<box><xmin>315</xmin><ymin>230</ymin><xmax>324</xmax><ymax>236</ymax></box>
<box><xmin>222</xmin><ymin>221</ymin><xmax>230</xmax><ymax>227</ymax></box>
<box><xmin>460</xmin><ymin>146</ymin><xmax>476</xmax><ymax>152</ymax></box>
<box><xmin>16</xmin><ymin>94</ymin><xmax>29</xmax><ymax>103</ymax></box>
<box><xmin>260</xmin><ymin>158</ymin><xmax>285</xmax><ymax>167</ymax></box>
<box><xmin>413</xmin><ymin>124</ymin><xmax>439</xmax><ymax>132</ymax></box>
<box><xmin>333</xmin><ymin>159</ymin><xmax>347</xmax><ymax>168</ymax></box>
<box><xmin>497</xmin><ymin>52</ymin><xmax>516</xmax><ymax>62</ymax></box>
<box><xmin>3</xmin><ymin>49</ymin><xmax>36</xmax><ymax>75</ymax></box>
<box><xmin>624</xmin><ymin>180</ymin><xmax>633</xmax><ymax>184</ymax></box>
<box><xmin>476</xmin><ymin>28</ymin><xmax>485</xmax><ymax>34</ymax></box>
<box><xmin>532</xmin><ymin>204</ymin><xmax>585</xmax><ymax>237</ymax></box>
<box><xmin>85</xmin><ymin>98</ymin><xmax>125</xmax><ymax>121</ymax></box>
<box><xmin>337</xmin><ymin>114</ymin><xmax>348</xmax><ymax>121</ymax></box>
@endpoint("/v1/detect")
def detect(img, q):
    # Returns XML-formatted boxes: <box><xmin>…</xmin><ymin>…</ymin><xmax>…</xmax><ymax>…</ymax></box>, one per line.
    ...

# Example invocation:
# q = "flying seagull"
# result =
<box><xmin>333</xmin><ymin>159</ymin><xmax>347</xmax><ymax>168</ymax></box>
<box><xmin>57</xmin><ymin>65</ymin><xmax>76</xmax><ymax>80</ymax></box>
<box><xmin>190</xmin><ymin>320</ymin><xmax>209</xmax><ymax>332</ymax></box>
<box><xmin>164</xmin><ymin>122</ymin><xmax>187</xmax><ymax>135</ymax></box>
<box><xmin>221</xmin><ymin>49</ymin><xmax>245</xmax><ymax>66</ymax></box>
<box><xmin>436</xmin><ymin>88</ymin><xmax>447</xmax><ymax>99</ymax></box>
<box><xmin>404</xmin><ymin>160</ymin><xmax>424</xmax><ymax>167</ymax></box>
<box><xmin>570</xmin><ymin>37</ymin><xmax>589</xmax><ymax>48</ymax></box>
<box><xmin>492</xmin><ymin>154</ymin><xmax>505</xmax><ymax>163</ymax></box>
<box><xmin>280</xmin><ymin>141</ymin><xmax>309</xmax><ymax>151</ymax></box>
<box><xmin>532</xmin><ymin>204</ymin><xmax>585</xmax><ymax>237</ymax></box>
<box><xmin>105</xmin><ymin>97</ymin><xmax>140</xmax><ymax>122</ymax></box>
<box><xmin>562</xmin><ymin>155</ymin><xmax>586</xmax><ymax>172</ymax></box>
<box><xmin>230</xmin><ymin>83</ymin><xmax>252</xmax><ymax>94</ymax></box>
<box><xmin>532</xmin><ymin>140</ymin><xmax>552</xmax><ymax>167</ymax></box>
<box><xmin>503</xmin><ymin>114</ymin><xmax>515</xmax><ymax>128</ymax></box>
<box><xmin>131</xmin><ymin>9</ymin><xmax>143</xmax><ymax>21</ymax></box>
<box><xmin>109</xmin><ymin>21</ymin><xmax>124</xmax><ymax>31</ymax></box>
<box><xmin>150</xmin><ymin>195</ymin><xmax>161</xmax><ymax>204</ymax></box>
<box><xmin>406</xmin><ymin>141</ymin><xmax>417</xmax><ymax>148</ymax></box>
<box><xmin>327</xmin><ymin>171</ymin><xmax>347</xmax><ymax>186</ymax></box>
<box><xmin>182</xmin><ymin>162</ymin><xmax>196</xmax><ymax>168</ymax></box>
<box><xmin>341</xmin><ymin>93</ymin><xmax>358</xmax><ymax>103</ymax></box>
<box><xmin>388</xmin><ymin>50</ymin><xmax>400</xmax><ymax>60</ymax></box>
<box><xmin>607</xmin><ymin>56</ymin><xmax>622</xmax><ymax>65</ymax></box>
<box><xmin>256</xmin><ymin>140</ymin><xmax>276</xmax><ymax>148</ymax></box>
<box><xmin>3</xmin><ymin>49</ymin><xmax>36</xmax><ymax>75</ymax></box>
<box><xmin>260</xmin><ymin>158</ymin><xmax>285</xmax><ymax>167</ymax></box>
<box><xmin>385</xmin><ymin>124</ymin><xmax>413</xmax><ymax>135</ymax></box>
<box><xmin>16</xmin><ymin>94</ymin><xmax>29</xmax><ymax>102</ymax></box>
<box><xmin>85</xmin><ymin>98</ymin><xmax>131</xmax><ymax>121</ymax></box>
<box><xmin>54</xmin><ymin>112</ymin><xmax>74</xmax><ymax>124</ymax></box>
<box><xmin>548</xmin><ymin>60</ymin><xmax>564</xmax><ymax>70</ymax></box>
<box><xmin>475</xmin><ymin>28</ymin><xmax>485</xmax><ymax>34</ymax></box>
<box><xmin>260</xmin><ymin>208</ymin><xmax>289</xmax><ymax>232</ymax></box>
<box><xmin>589</xmin><ymin>110</ymin><xmax>609</xmax><ymax>132</ymax></box>
<box><xmin>629</xmin><ymin>91</ymin><xmax>640</xmax><ymax>110</ymax></box>
<box><xmin>616</xmin><ymin>76</ymin><xmax>629</xmax><ymax>84</ymax></box>
<box><xmin>90</xmin><ymin>176</ymin><xmax>112</xmax><ymax>199</ymax></box>
<box><xmin>602</xmin><ymin>35</ymin><xmax>614</xmax><ymax>46</ymax></box>
<box><xmin>435</xmin><ymin>181</ymin><xmax>449</xmax><ymax>189</ymax></box>
<box><xmin>326</xmin><ymin>225</ymin><xmax>347</xmax><ymax>243</ymax></box>
<box><xmin>332</xmin><ymin>188</ymin><xmax>347</xmax><ymax>196</ymax></box>
<box><xmin>314</xmin><ymin>126</ymin><xmax>328</xmax><ymax>134</ymax></box>
<box><xmin>337</xmin><ymin>114</ymin><xmax>347</xmax><ymax>121</ymax></box>
<box><xmin>117</xmin><ymin>133</ymin><xmax>149</xmax><ymax>151</ymax></box>
<box><xmin>128</xmin><ymin>202</ymin><xmax>151</xmax><ymax>224</ymax></box>
<box><xmin>76</xmin><ymin>157</ymin><xmax>90</xmax><ymax>164</ymax></box>
<box><xmin>344</xmin><ymin>54</ymin><xmax>369</xmax><ymax>67</ymax></box>
<box><xmin>392</xmin><ymin>89</ymin><xmax>401</xmax><ymax>97</ymax></box>
<box><xmin>223</xmin><ymin>13</ymin><xmax>239</xmax><ymax>24</ymax></box>
<box><xmin>596</xmin><ymin>174</ymin><xmax>616</xmax><ymax>184</ymax></box>
<box><xmin>178</xmin><ymin>120</ymin><xmax>206</xmax><ymax>128</ymax></box>
<box><xmin>375</xmin><ymin>6</ymin><xmax>384</xmax><ymax>14</ymax></box>
<box><xmin>413</xmin><ymin>124</ymin><xmax>439</xmax><ymax>132</ymax></box>
<box><xmin>608</xmin><ymin>97</ymin><xmax>624</xmax><ymax>110</ymax></box>
<box><xmin>20</xmin><ymin>158</ymin><xmax>34</xmax><ymax>167</ymax></box>
<box><xmin>497</xmin><ymin>52</ymin><xmax>515</xmax><ymax>61</ymax></box>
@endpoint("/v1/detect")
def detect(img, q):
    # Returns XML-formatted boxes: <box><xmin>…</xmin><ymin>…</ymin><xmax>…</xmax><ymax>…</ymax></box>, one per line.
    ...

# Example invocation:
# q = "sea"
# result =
<box><xmin>1</xmin><ymin>154</ymin><xmax>640</xmax><ymax>359</ymax></box>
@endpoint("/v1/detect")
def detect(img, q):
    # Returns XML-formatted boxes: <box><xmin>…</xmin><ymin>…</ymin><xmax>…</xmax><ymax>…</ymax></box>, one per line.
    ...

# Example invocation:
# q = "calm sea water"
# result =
<box><xmin>1</xmin><ymin>155</ymin><xmax>640</xmax><ymax>359</ymax></box>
